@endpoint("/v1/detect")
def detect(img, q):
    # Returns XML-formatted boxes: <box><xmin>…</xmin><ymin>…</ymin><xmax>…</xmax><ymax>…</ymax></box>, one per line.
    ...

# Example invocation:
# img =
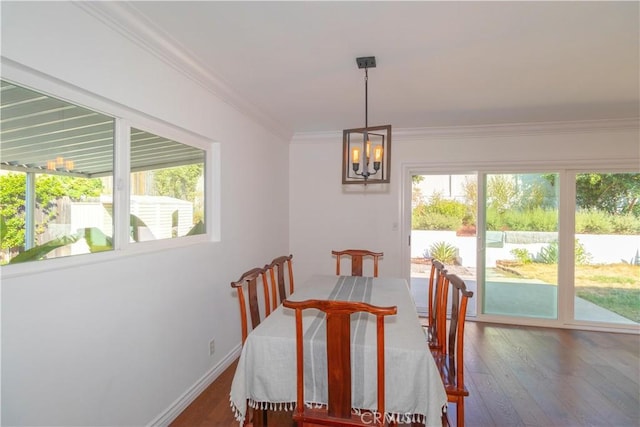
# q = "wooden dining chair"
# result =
<box><xmin>434</xmin><ymin>273</ymin><xmax>474</xmax><ymax>427</ymax></box>
<box><xmin>267</xmin><ymin>254</ymin><xmax>294</xmax><ymax>308</ymax></box>
<box><xmin>425</xmin><ymin>259</ymin><xmax>448</xmax><ymax>353</ymax></box>
<box><xmin>282</xmin><ymin>298</ymin><xmax>397</xmax><ymax>427</ymax></box>
<box><xmin>332</xmin><ymin>249</ymin><xmax>384</xmax><ymax>277</ymax></box>
<box><xmin>231</xmin><ymin>266</ymin><xmax>274</xmax><ymax>426</ymax></box>
<box><xmin>230</xmin><ymin>266</ymin><xmax>273</xmax><ymax>345</ymax></box>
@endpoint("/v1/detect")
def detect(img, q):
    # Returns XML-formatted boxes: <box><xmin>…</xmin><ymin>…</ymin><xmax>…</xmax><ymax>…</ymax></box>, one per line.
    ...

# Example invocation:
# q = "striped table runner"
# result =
<box><xmin>229</xmin><ymin>275</ymin><xmax>447</xmax><ymax>426</ymax></box>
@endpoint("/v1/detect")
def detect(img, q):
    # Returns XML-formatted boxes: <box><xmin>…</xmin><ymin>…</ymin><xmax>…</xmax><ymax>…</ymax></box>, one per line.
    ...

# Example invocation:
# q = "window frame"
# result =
<box><xmin>1</xmin><ymin>60</ymin><xmax>220</xmax><ymax>278</ymax></box>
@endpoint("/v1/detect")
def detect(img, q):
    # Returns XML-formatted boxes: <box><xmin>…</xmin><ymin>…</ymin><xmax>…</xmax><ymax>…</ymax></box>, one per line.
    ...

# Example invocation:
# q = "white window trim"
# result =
<box><xmin>0</xmin><ymin>58</ymin><xmax>220</xmax><ymax>279</ymax></box>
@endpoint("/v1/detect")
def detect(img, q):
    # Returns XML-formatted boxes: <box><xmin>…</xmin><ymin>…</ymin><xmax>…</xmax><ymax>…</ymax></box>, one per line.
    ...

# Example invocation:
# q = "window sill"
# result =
<box><xmin>0</xmin><ymin>233</ymin><xmax>214</xmax><ymax>280</ymax></box>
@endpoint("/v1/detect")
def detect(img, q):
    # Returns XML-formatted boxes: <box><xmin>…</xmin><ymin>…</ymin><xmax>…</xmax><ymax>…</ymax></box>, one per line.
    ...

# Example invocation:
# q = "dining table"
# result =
<box><xmin>229</xmin><ymin>274</ymin><xmax>447</xmax><ymax>426</ymax></box>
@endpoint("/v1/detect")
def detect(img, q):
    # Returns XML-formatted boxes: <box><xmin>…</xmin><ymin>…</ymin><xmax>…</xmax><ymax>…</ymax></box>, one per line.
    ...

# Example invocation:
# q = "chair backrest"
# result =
<box><xmin>427</xmin><ymin>259</ymin><xmax>446</xmax><ymax>330</ymax></box>
<box><xmin>267</xmin><ymin>254</ymin><xmax>294</xmax><ymax>307</ymax></box>
<box><xmin>282</xmin><ymin>299</ymin><xmax>397</xmax><ymax>426</ymax></box>
<box><xmin>332</xmin><ymin>249</ymin><xmax>384</xmax><ymax>277</ymax></box>
<box><xmin>230</xmin><ymin>266</ymin><xmax>272</xmax><ymax>344</ymax></box>
<box><xmin>427</xmin><ymin>259</ymin><xmax>447</xmax><ymax>352</ymax></box>
<box><xmin>442</xmin><ymin>273</ymin><xmax>474</xmax><ymax>392</ymax></box>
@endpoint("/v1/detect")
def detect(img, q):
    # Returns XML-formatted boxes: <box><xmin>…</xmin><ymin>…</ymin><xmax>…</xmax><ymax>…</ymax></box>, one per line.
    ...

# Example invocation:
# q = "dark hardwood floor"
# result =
<box><xmin>170</xmin><ymin>322</ymin><xmax>640</xmax><ymax>427</ymax></box>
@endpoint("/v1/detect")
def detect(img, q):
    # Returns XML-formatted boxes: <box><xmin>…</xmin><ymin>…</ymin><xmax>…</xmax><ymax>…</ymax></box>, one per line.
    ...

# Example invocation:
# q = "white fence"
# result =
<box><xmin>411</xmin><ymin>230</ymin><xmax>640</xmax><ymax>267</ymax></box>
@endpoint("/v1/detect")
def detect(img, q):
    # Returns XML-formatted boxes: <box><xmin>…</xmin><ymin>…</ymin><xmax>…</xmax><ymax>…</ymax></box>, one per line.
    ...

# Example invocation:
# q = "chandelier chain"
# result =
<box><xmin>364</xmin><ymin>67</ymin><xmax>369</xmax><ymax>131</ymax></box>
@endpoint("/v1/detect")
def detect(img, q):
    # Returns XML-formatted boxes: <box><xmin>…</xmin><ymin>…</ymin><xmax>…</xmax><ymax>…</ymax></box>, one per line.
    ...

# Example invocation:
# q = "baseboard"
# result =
<box><xmin>148</xmin><ymin>344</ymin><xmax>242</xmax><ymax>426</ymax></box>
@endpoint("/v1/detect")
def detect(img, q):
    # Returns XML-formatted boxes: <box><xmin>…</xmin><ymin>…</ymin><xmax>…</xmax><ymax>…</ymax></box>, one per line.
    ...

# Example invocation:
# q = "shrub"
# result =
<box><xmin>576</xmin><ymin>209</ymin><xmax>613</xmax><ymax>234</ymax></box>
<box><xmin>412</xmin><ymin>205</ymin><xmax>428</xmax><ymax>229</ymax></box>
<box><xmin>484</xmin><ymin>207</ymin><xmax>501</xmax><ymax>231</ymax></box>
<box><xmin>535</xmin><ymin>239</ymin><xmax>592</xmax><ymax>265</ymax></box>
<box><xmin>487</xmin><ymin>207</ymin><xmax>557</xmax><ymax>232</ymax></box>
<box><xmin>416</xmin><ymin>198</ymin><xmax>638</xmax><ymax>234</ymax></box>
<box><xmin>413</xmin><ymin>212</ymin><xmax>461</xmax><ymax>230</ymax></box>
<box><xmin>574</xmin><ymin>239</ymin><xmax>593</xmax><ymax>265</ymax></box>
<box><xmin>428</xmin><ymin>197</ymin><xmax>467</xmax><ymax>219</ymax></box>
<box><xmin>412</xmin><ymin>194</ymin><xmax>466</xmax><ymax>231</ymax></box>
<box><xmin>510</xmin><ymin>248</ymin><xmax>533</xmax><ymax>264</ymax></box>
<box><xmin>536</xmin><ymin>242</ymin><xmax>558</xmax><ymax>264</ymax></box>
<box><xmin>521</xmin><ymin>208</ymin><xmax>558</xmax><ymax>232</ymax></box>
<box><xmin>623</xmin><ymin>250</ymin><xmax>640</xmax><ymax>266</ymax></box>
<box><xmin>609</xmin><ymin>214</ymin><xmax>640</xmax><ymax>234</ymax></box>
<box><xmin>497</xmin><ymin>209</ymin><xmax>527</xmax><ymax>231</ymax></box>
<box><xmin>428</xmin><ymin>241</ymin><xmax>458</xmax><ymax>264</ymax></box>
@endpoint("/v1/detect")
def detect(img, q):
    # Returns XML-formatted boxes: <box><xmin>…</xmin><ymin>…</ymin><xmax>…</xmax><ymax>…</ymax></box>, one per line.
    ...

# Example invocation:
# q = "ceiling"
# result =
<box><xmin>124</xmin><ymin>1</ymin><xmax>639</xmax><ymax>135</ymax></box>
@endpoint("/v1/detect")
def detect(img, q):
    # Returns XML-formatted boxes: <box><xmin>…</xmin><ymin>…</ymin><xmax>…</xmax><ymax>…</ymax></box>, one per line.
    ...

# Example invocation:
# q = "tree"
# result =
<box><xmin>152</xmin><ymin>164</ymin><xmax>204</xmax><ymax>223</ymax></box>
<box><xmin>0</xmin><ymin>172</ymin><xmax>102</xmax><ymax>258</ymax></box>
<box><xmin>412</xmin><ymin>175</ymin><xmax>425</xmax><ymax>206</ymax></box>
<box><xmin>152</xmin><ymin>164</ymin><xmax>203</xmax><ymax>201</ymax></box>
<box><xmin>487</xmin><ymin>175</ymin><xmax>516</xmax><ymax>214</ymax></box>
<box><xmin>460</xmin><ymin>177</ymin><xmax>477</xmax><ymax>226</ymax></box>
<box><xmin>0</xmin><ymin>173</ymin><xmax>27</xmax><ymax>251</ymax></box>
<box><xmin>575</xmin><ymin>173</ymin><xmax>639</xmax><ymax>216</ymax></box>
<box><xmin>412</xmin><ymin>175</ymin><xmax>425</xmax><ymax>184</ymax></box>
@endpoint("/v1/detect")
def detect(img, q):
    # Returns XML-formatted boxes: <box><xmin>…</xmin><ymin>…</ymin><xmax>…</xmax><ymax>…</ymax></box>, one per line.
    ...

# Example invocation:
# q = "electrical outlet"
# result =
<box><xmin>209</xmin><ymin>339</ymin><xmax>215</xmax><ymax>356</ymax></box>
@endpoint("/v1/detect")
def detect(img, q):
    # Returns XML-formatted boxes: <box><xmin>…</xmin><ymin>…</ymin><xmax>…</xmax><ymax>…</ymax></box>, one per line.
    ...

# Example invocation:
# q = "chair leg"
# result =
<box><xmin>441</xmin><ymin>405</ymin><xmax>450</xmax><ymax>427</ymax></box>
<box><xmin>456</xmin><ymin>399</ymin><xmax>464</xmax><ymax>427</ymax></box>
<box><xmin>246</xmin><ymin>407</ymin><xmax>267</xmax><ymax>427</ymax></box>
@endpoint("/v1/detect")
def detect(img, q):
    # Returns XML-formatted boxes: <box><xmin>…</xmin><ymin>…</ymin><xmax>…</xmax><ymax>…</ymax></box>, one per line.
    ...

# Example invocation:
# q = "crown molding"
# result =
<box><xmin>291</xmin><ymin>130</ymin><xmax>343</xmax><ymax>144</ymax></box>
<box><xmin>291</xmin><ymin>118</ymin><xmax>639</xmax><ymax>144</ymax></box>
<box><xmin>73</xmin><ymin>1</ymin><xmax>293</xmax><ymax>141</ymax></box>
<box><xmin>393</xmin><ymin>118</ymin><xmax>640</xmax><ymax>141</ymax></box>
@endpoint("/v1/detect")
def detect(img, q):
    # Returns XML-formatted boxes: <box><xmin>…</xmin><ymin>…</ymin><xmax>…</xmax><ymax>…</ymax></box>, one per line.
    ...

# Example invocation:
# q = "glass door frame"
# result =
<box><xmin>565</xmin><ymin>168</ymin><xmax>639</xmax><ymax>330</ymax></box>
<box><xmin>402</xmin><ymin>161</ymin><xmax>639</xmax><ymax>333</ymax></box>
<box><xmin>481</xmin><ymin>171</ymin><xmax>561</xmax><ymax>322</ymax></box>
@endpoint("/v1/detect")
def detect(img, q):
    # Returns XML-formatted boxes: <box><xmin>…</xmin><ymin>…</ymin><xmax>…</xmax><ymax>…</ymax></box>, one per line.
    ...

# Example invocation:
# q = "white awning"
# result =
<box><xmin>1</xmin><ymin>80</ymin><xmax>203</xmax><ymax>178</ymax></box>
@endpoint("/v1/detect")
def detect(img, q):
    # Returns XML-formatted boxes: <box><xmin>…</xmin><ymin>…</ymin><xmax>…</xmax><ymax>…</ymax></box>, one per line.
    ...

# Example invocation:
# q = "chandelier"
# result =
<box><xmin>342</xmin><ymin>56</ymin><xmax>391</xmax><ymax>185</ymax></box>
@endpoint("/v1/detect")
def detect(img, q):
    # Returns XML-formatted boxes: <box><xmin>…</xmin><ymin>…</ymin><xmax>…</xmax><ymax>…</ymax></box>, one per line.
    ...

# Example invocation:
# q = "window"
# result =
<box><xmin>0</xmin><ymin>80</ymin><xmax>115</xmax><ymax>264</ymax></box>
<box><xmin>1</xmin><ymin>78</ymin><xmax>211</xmax><ymax>266</ymax></box>
<box><xmin>129</xmin><ymin>128</ymin><xmax>205</xmax><ymax>242</ymax></box>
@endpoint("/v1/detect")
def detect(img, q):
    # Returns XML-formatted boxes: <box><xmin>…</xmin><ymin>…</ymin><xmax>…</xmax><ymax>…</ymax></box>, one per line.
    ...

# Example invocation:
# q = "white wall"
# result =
<box><xmin>2</xmin><ymin>3</ymin><xmax>639</xmax><ymax>425</ymax></box>
<box><xmin>290</xmin><ymin>126</ymin><xmax>640</xmax><ymax>285</ymax></box>
<box><xmin>1</xmin><ymin>2</ymin><xmax>289</xmax><ymax>426</ymax></box>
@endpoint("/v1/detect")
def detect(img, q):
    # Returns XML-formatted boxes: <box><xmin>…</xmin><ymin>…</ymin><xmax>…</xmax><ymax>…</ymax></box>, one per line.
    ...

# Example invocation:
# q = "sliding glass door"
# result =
<box><xmin>410</xmin><ymin>173</ymin><xmax>477</xmax><ymax>317</ymax></box>
<box><xmin>482</xmin><ymin>173</ymin><xmax>559</xmax><ymax>319</ymax></box>
<box><xmin>407</xmin><ymin>167</ymin><xmax>639</xmax><ymax>331</ymax></box>
<box><xmin>573</xmin><ymin>172</ymin><xmax>639</xmax><ymax>325</ymax></box>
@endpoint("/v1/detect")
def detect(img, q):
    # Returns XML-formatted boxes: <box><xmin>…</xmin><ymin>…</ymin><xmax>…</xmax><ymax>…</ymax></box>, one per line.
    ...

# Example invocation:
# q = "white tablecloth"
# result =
<box><xmin>229</xmin><ymin>275</ymin><xmax>447</xmax><ymax>426</ymax></box>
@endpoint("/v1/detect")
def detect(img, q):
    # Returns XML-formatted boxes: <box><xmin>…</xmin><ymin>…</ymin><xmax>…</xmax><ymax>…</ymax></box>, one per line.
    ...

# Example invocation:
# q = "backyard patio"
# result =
<box><xmin>410</xmin><ymin>261</ymin><xmax>637</xmax><ymax>325</ymax></box>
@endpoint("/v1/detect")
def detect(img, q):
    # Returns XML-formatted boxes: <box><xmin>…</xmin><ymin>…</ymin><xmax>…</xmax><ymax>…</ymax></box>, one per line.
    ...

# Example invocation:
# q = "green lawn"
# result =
<box><xmin>503</xmin><ymin>263</ymin><xmax>640</xmax><ymax>323</ymax></box>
